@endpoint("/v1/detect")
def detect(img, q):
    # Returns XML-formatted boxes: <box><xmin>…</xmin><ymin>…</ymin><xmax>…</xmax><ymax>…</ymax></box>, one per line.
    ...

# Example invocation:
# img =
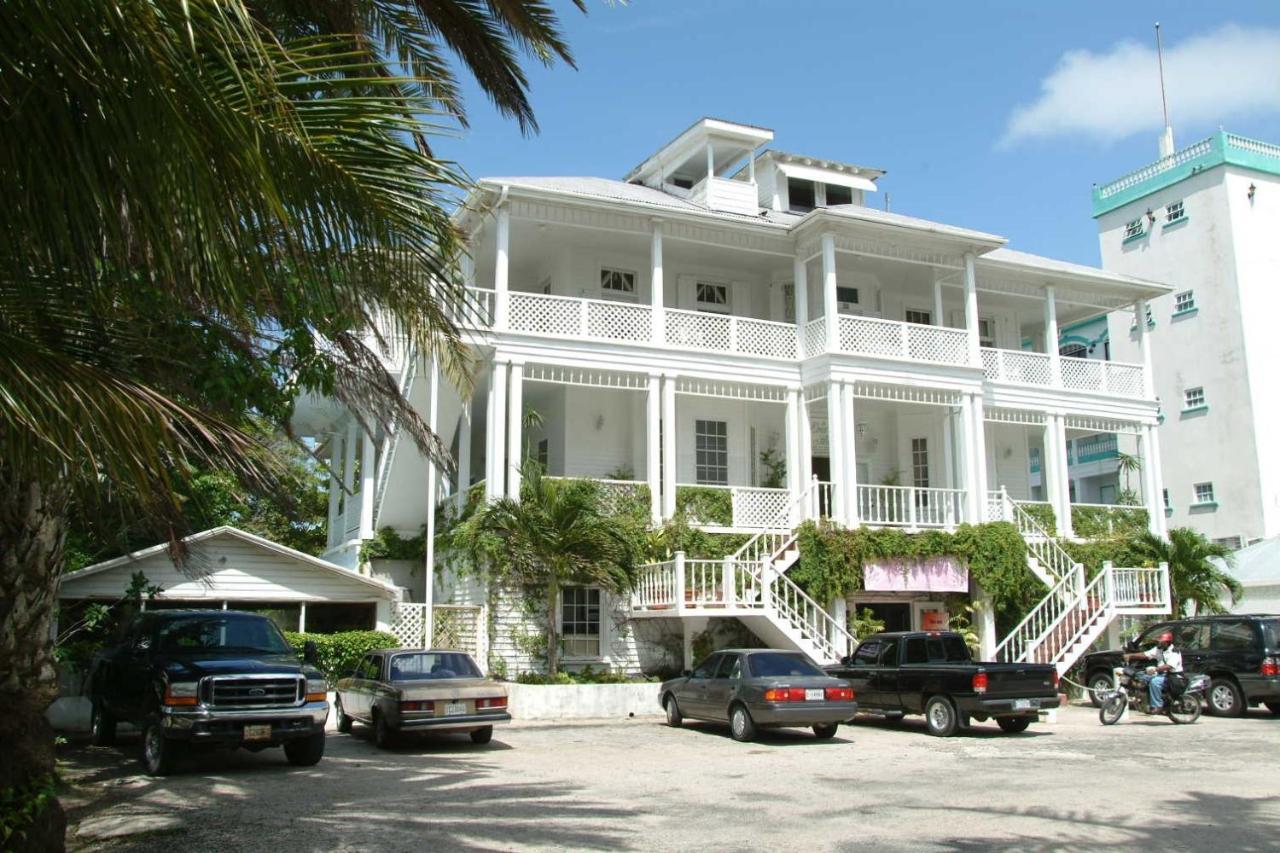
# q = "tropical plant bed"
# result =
<box><xmin>505</xmin><ymin>681</ymin><xmax>661</xmax><ymax>720</ymax></box>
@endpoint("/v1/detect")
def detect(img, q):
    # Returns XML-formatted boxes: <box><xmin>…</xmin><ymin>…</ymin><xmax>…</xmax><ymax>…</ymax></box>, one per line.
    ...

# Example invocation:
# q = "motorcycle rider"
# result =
<box><xmin>1124</xmin><ymin>630</ymin><xmax>1183</xmax><ymax>712</ymax></box>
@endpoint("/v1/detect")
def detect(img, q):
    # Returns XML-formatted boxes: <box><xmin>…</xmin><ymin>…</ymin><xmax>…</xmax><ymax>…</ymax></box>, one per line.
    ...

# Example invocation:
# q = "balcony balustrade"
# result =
<box><xmin>833</xmin><ymin>315</ymin><xmax>970</xmax><ymax>365</ymax></box>
<box><xmin>983</xmin><ymin>347</ymin><xmax>1146</xmax><ymax>397</ymax></box>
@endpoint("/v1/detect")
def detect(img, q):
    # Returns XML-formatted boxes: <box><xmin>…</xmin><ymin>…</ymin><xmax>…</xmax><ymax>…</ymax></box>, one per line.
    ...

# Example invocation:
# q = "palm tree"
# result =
<box><xmin>1137</xmin><ymin>528</ymin><xmax>1242</xmax><ymax>618</ymax></box>
<box><xmin>0</xmin><ymin>2</ymin><xmax>581</xmax><ymax>845</ymax></box>
<box><xmin>1115</xmin><ymin>452</ymin><xmax>1143</xmax><ymax>505</ymax></box>
<box><xmin>452</xmin><ymin>462</ymin><xmax>638</xmax><ymax>676</ymax></box>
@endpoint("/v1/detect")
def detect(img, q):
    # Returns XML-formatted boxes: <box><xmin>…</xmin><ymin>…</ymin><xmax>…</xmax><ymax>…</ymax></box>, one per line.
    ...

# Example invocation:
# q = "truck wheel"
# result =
<box><xmin>729</xmin><ymin>704</ymin><xmax>757</xmax><ymax>742</ymax></box>
<box><xmin>284</xmin><ymin>732</ymin><xmax>326</xmax><ymax>766</ymax></box>
<box><xmin>470</xmin><ymin>726</ymin><xmax>494</xmax><ymax>745</ymax></box>
<box><xmin>924</xmin><ymin>696</ymin><xmax>959</xmax><ymax>737</ymax></box>
<box><xmin>1208</xmin><ymin>678</ymin><xmax>1244</xmax><ymax>717</ymax></box>
<box><xmin>997</xmin><ymin>716</ymin><xmax>1032</xmax><ymax>734</ymax></box>
<box><xmin>334</xmin><ymin>697</ymin><xmax>353</xmax><ymax>734</ymax></box>
<box><xmin>1087</xmin><ymin>672</ymin><xmax>1115</xmax><ymax>708</ymax></box>
<box><xmin>141</xmin><ymin>719</ymin><xmax>179</xmax><ymax>776</ymax></box>
<box><xmin>90</xmin><ymin>699</ymin><xmax>116</xmax><ymax>746</ymax></box>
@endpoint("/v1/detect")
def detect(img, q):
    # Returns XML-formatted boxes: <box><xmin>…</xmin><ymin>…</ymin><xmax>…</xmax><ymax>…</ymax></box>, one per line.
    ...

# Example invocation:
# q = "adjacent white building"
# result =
<box><xmin>1096</xmin><ymin>132</ymin><xmax>1280</xmax><ymax>550</ymax></box>
<box><xmin>295</xmin><ymin>118</ymin><xmax>1174</xmax><ymax>674</ymax></box>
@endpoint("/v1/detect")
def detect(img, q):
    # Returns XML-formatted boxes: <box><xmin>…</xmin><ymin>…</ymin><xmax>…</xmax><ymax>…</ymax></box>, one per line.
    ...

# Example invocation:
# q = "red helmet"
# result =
<box><xmin>1159</xmin><ymin>631</ymin><xmax>1174</xmax><ymax>643</ymax></box>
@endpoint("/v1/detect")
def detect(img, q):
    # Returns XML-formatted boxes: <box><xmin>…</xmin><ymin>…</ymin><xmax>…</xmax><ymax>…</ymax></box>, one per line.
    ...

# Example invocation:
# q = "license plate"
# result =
<box><xmin>443</xmin><ymin>702</ymin><xmax>467</xmax><ymax>716</ymax></box>
<box><xmin>1014</xmin><ymin>699</ymin><xmax>1035</xmax><ymax>710</ymax></box>
<box><xmin>805</xmin><ymin>689</ymin><xmax>825</xmax><ymax>702</ymax></box>
<box><xmin>243</xmin><ymin>724</ymin><xmax>272</xmax><ymax>742</ymax></box>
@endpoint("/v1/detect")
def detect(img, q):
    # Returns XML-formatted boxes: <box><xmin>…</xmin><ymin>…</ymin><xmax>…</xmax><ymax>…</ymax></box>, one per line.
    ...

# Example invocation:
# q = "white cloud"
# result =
<box><xmin>1002</xmin><ymin>24</ymin><xmax>1280</xmax><ymax>146</ymax></box>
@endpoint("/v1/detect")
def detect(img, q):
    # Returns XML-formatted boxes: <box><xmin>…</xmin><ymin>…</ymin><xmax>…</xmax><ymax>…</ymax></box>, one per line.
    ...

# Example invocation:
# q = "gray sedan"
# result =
<box><xmin>660</xmin><ymin>649</ymin><xmax>858</xmax><ymax>742</ymax></box>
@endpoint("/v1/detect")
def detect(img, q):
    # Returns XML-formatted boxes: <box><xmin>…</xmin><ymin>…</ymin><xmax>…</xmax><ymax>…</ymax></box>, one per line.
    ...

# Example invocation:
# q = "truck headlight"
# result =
<box><xmin>306</xmin><ymin>678</ymin><xmax>327</xmax><ymax>702</ymax></box>
<box><xmin>163</xmin><ymin>681</ymin><xmax>199</xmax><ymax>706</ymax></box>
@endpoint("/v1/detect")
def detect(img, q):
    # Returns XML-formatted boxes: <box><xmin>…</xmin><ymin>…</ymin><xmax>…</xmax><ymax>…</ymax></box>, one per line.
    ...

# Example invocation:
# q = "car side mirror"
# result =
<box><xmin>303</xmin><ymin>641</ymin><xmax>318</xmax><ymax>665</ymax></box>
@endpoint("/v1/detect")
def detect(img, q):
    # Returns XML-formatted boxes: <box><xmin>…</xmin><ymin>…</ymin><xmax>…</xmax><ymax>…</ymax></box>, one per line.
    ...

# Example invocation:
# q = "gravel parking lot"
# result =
<box><xmin>60</xmin><ymin>705</ymin><xmax>1280</xmax><ymax>852</ymax></box>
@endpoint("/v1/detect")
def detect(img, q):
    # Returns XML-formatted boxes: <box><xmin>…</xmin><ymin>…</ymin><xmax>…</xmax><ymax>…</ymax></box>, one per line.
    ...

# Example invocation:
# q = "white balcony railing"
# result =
<box><xmin>982</xmin><ymin>347</ymin><xmax>1052</xmax><ymax>386</ymax></box>
<box><xmin>665</xmin><ymin>309</ymin><xmax>797</xmax><ymax>359</ymax></box>
<box><xmin>509</xmin><ymin>291</ymin><xmax>652</xmax><ymax>343</ymax></box>
<box><xmin>982</xmin><ymin>348</ymin><xmax>1147</xmax><ymax>398</ymax></box>
<box><xmin>837</xmin><ymin>316</ymin><xmax>969</xmax><ymax>365</ymax></box>
<box><xmin>857</xmin><ymin>485</ymin><xmax>966</xmax><ymax>529</ymax></box>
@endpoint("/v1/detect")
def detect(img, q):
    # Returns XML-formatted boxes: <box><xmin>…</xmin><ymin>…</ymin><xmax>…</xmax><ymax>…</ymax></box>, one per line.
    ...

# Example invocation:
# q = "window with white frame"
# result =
<box><xmin>1174</xmin><ymin>290</ymin><xmax>1196</xmax><ymax>314</ymax></box>
<box><xmin>1124</xmin><ymin>219</ymin><xmax>1144</xmax><ymax>239</ymax></box>
<box><xmin>695</xmin><ymin>281</ymin><xmax>730</xmax><ymax>314</ymax></box>
<box><xmin>694</xmin><ymin>419</ymin><xmax>729</xmax><ymax>485</ymax></box>
<box><xmin>1213</xmin><ymin>535</ymin><xmax>1242</xmax><ymax>551</ymax></box>
<box><xmin>905</xmin><ymin>309</ymin><xmax>931</xmax><ymax>326</ymax></box>
<box><xmin>1165</xmin><ymin>200</ymin><xmax>1185</xmax><ymax>223</ymax></box>
<box><xmin>911</xmin><ymin>438</ymin><xmax>929</xmax><ymax>508</ymax></box>
<box><xmin>560</xmin><ymin>586</ymin><xmax>601</xmax><ymax>658</ymax></box>
<box><xmin>978</xmin><ymin>317</ymin><xmax>996</xmax><ymax>348</ymax></box>
<box><xmin>788</xmin><ymin>178</ymin><xmax>816</xmax><ymax>213</ymax></box>
<box><xmin>1184</xmin><ymin>387</ymin><xmax>1205</xmax><ymax>409</ymax></box>
<box><xmin>1193</xmin><ymin>482</ymin><xmax>1215</xmax><ymax>505</ymax></box>
<box><xmin>836</xmin><ymin>286</ymin><xmax>860</xmax><ymax>314</ymax></box>
<box><xmin>825</xmin><ymin>183</ymin><xmax>853</xmax><ymax>206</ymax></box>
<box><xmin>1059</xmin><ymin>342</ymin><xmax>1087</xmax><ymax>359</ymax></box>
<box><xmin>600</xmin><ymin>267</ymin><xmax>636</xmax><ymax>300</ymax></box>
<box><xmin>1162</xmin><ymin>488</ymin><xmax>1171</xmax><ymax>510</ymax></box>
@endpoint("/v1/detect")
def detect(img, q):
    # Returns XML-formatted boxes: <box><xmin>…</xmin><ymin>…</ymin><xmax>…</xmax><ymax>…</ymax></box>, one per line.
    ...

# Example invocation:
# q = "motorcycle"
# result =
<box><xmin>1098</xmin><ymin>666</ymin><xmax>1208</xmax><ymax>725</ymax></box>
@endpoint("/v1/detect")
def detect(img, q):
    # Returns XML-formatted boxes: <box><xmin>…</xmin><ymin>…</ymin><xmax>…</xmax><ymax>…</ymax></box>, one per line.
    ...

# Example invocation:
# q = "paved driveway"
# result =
<box><xmin>61</xmin><ymin>706</ymin><xmax>1280</xmax><ymax>851</ymax></box>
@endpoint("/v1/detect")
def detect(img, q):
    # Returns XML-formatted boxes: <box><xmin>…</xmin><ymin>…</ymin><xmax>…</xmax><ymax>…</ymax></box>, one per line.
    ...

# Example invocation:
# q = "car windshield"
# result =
<box><xmin>154</xmin><ymin>614</ymin><xmax>292</xmax><ymax>654</ymax></box>
<box><xmin>388</xmin><ymin>652</ymin><xmax>482</xmax><ymax>681</ymax></box>
<box><xmin>748</xmin><ymin>652</ymin><xmax>823</xmax><ymax>678</ymax></box>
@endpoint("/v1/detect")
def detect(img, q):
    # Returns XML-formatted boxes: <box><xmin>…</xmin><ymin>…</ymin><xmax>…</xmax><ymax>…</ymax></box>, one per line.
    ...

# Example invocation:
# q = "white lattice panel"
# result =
<box><xmin>597</xmin><ymin>480</ymin><xmax>647</xmax><ymax>515</ymax></box>
<box><xmin>432</xmin><ymin>605</ymin><xmax>481</xmax><ymax>655</ymax></box>
<box><xmin>731</xmin><ymin>487</ymin><xmax>791</xmax><ymax>528</ymax></box>
<box><xmin>980</xmin><ymin>348</ymin><xmax>1001</xmax><ymax>379</ymax></box>
<box><xmin>737</xmin><ymin>318</ymin><xmax>797</xmax><ymax>358</ymax></box>
<box><xmin>839</xmin><ymin>316</ymin><xmax>902</xmax><ymax>357</ymax></box>
<box><xmin>803</xmin><ymin>319</ymin><xmax>826</xmax><ymax>357</ymax></box>
<box><xmin>666</xmin><ymin>310</ymin><xmax>731</xmax><ymax>351</ymax></box>
<box><xmin>1105</xmin><ymin>363</ymin><xmax>1146</xmax><ymax>397</ymax></box>
<box><xmin>509</xmin><ymin>292</ymin><xmax>580</xmax><ymax>337</ymax></box>
<box><xmin>1061</xmin><ymin>356</ymin><xmax>1104</xmax><ymax>392</ymax></box>
<box><xmin>586</xmin><ymin>300</ymin><xmax>651</xmax><ymax>342</ymax></box>
<box><xmin>906</xmin><ymin>325</ymin><xmax>969</xmax><ymax>365</ymax></box>
<box><xmin>389</xmin><ymin>602</ymin><xmax>429</xmax><ymax>648</ymax></box>
<box><xmin>998</xmin><ymin>350</ymin><xmax>1053</xmax><ymax>386</ymax></box>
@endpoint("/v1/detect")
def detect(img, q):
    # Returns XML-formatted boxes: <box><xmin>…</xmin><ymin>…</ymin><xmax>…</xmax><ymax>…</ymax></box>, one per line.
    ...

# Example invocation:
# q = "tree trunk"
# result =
<box><xmin>545</xmin><ymin>582</ymin><xmax>560</xmax><ymax>677</ymax></box>
<box><xmin>0</xmin><ymin>475</ymin><xmax>70</xmax><ymax>852</ymax></box>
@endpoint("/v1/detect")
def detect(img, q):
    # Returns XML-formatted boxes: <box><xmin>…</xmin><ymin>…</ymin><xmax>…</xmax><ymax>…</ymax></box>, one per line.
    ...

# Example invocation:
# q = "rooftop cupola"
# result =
<box><xmin>744</xmin><ymin>150</ymin><xmax>884</xmax><ymax>214</ymax></box>
<box><xmin>623</xmin><ymin>118</ymin><xmax>774</xmax><ymax>215</ymax></box>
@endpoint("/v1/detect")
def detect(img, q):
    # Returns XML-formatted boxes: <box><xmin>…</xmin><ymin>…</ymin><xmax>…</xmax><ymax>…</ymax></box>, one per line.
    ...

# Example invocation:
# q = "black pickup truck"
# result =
<box><xmin>824</xmin><ymin>631</ymin><xmax>1060</xmax><ymax>736</ymax></box>
<box><xmin>89</xmin><ymin>609</ymin><xmax>329</xmax><ymax>775</ymax></box>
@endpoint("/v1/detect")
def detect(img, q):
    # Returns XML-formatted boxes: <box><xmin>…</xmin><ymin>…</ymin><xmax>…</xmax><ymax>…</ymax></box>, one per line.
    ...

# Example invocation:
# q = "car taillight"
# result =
<box><xmin>825</xmin><ymin>686</ymin><xmax>854</xmax><ymax>702</ymax></box>
<box><xmin>477</xmin><ymin>696</ymin><xmax>508</xmax><ymax>710</ymax></box>
<box><xmin>763</xmin><ymin>688</ymin><xmax>807</xmax><ymax>702</ymax></box>
<box><xmin>1051</xmin><ymin>669</ymin><xmax>1060</xmax><ymax>689</ymax></box>
<box><xmin>399</xmin><ymin>700</ymin><xmax>434</xmax><ymax>713</ymax></box>
<box><xmin>972</xmin><ymin>672</ymin><xmax>989</xmax><ymax>694</ymax></box>
<box><xmin>1262</xmin><ymin>656</ymin><xmax>1278</xmax><ymax>677</ymax></box>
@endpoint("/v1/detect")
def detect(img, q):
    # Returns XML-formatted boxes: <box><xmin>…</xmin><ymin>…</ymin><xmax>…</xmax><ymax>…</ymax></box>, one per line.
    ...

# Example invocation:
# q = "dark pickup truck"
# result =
<box><xmin>89</xmin><ymin>609</ymin><xmax>329</xmax><ymax>775</ymax></box>
<box><xmin>824</xmin><ymin>631</ymin><xmax>1060</xmax><ymax>736</ymax></box>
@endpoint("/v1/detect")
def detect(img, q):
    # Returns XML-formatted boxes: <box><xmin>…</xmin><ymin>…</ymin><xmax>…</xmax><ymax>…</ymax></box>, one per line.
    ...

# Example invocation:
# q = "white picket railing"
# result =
<box><xmin>1000</xmin><ymin>489</ymin><xmax>1077</xmax><ymax>588</ymax></box>
<box><xmin>1111</xmin><ymin>565</ymin><xmax>1171</xmax><ymax>611</ymax></box>
<box><xmin>857</xmin><ymin>485</ymin><xmax>966</xmax><ymax>529</ymax></box>
<box><xmin>664</xmin><ymin>308</ymin><xmax>797</xmax><ymax>360</ymax></box>
<box><xmin>450</xmin><ymin>287</ymin><xmax>496</xmax><ymax>329</ymax></box>
<box><xmin>836</xmin><ymin>315</ymin><xmax>969</xmax><ymax>365</ymax></box>
<box><xmin>633</xmin><ymin>560</ymin><xmax>678</xmax><ymax>611</ymax></box>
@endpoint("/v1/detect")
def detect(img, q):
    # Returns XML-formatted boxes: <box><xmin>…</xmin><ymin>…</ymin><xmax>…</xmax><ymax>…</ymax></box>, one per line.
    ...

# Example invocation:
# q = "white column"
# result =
<box><xmin>793</xmin><ymin>255</ymin><xmax>809</xmax><ymax>351</ymax></box>
<box><xmin>747</xmin><ymin>148</ymin><xmax>756</xmax><ymax>184</ymax></box>
<box><xmin>963</xmin><ymin>252</ymin><xmax>980</xmax><ymax>366</ymax></box>
<box><xmin>1054</xmin><ymin>415</ymin><xmax>1074</xmax><ymax>538</ymax></box>
<box><xmin>826</xmin><ymin>381</ymin><xmax>845</xmax><ymax>522</ymax></box>
<box><xmin>506</xmin><ymin>361</ymin><xmax>523</xmax><ymax>499</ymax></box>
<box><xmin>973</xmin><ymin>397</ymin><xmax>990</xmax><ymax>508</ymax></box>
<box><xmin>933</xmin><ymin>277</ymin><xmax>945</xmax><ymax>327</ymax></box>
<box><xmin>425</xmin><ymin>358</ymin><xmax>440</xmax><ymax>609</ymax></box>
<box><xmin>646</xmin><ymin>373</ymin><xmax>662</xmax><ymax>525</ymax></box>
<box><xmin>785</xmin><ymin>388</ymin><xmax>801</xmax><ymax>502</ymax></box>
<box><xmin>457</xmin><ymin>400</ymin><xmax>472</xmax><ymax>510</ymax></box>
<box><xmin>798</xmin><ymin>392</ymin><xmax>814</xmax><ymax>496</ymax></box>
<box><xmin>1044</xmin><ymin>285</ymin><xmax>1061</xmax><ymax>387</ymax></box>
<box><xmin>298</xmin><ymin>603</ymin><xmax>307</xmax><ymax>633</ymax></box>
<box><xmin>822</xmin><ymin>234</ymin><xmax>839</xmax><ymax>353</ymax></box>
<box><xmin>494</xmin><ymin>205</ymin><xmax>510</xmax><ymax>330</ymax></box>
<box><xmin>661</xmin><ymin>375</ymin><xmax>677</xmax><ymax>518</ymax></box>
<box><xmin>488</xmin><ymin>359</ymin><xmax>508</xmax><ymax>501</ymax></box>
<box><xmin>1042</xmin><ymin>418</ymin><xmax>1062</xmax><ymax>535</ymax></box>
<box><xmin>650</xmin><ymin>220</ymin><xmax>664</xmax><ymax>343</ymax></box>
<box><xmin>842</xmin><ymin>382</ymin><xmax>860</xmax><ymax>528</ymax></box>
<box><xmin>959</xmin><ymin>396</ymin><xmax>978</xmax><ymax>522</ymax></box>
<box><xmin>327</xmin><ymin>432</ymin><xmax>342</xmax><ymax>546</ymax></box>
<box><xmin>705</xmin><ymin>143</ymin><xmax>715</xmax><ymax>180</ymax></box>
<box><xmin>358</xmin><ymin>428</ymin><xmax>376</xmax><ymax>539</ymax></box>
<box><xmin>1145</xmin><ymin>424</ymin><xmax>1167</xmax><ymax>537</ymax></box>
<box><xmin>1135</xmin><ymin>299</ymin><xmax>1154</xmax><ymax>397</ymax></box>
<box><xmin>942</xmin><ymin>409</ymin><xmax>955</xmax><ymax>491</ymax></box>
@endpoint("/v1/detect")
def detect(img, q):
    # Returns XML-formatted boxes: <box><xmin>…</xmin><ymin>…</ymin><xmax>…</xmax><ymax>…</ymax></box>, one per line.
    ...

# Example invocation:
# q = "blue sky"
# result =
<box><xmin>435</xmin><ymin>1</ymin><xmax>1280</xmax><ymax>266</ymax></box>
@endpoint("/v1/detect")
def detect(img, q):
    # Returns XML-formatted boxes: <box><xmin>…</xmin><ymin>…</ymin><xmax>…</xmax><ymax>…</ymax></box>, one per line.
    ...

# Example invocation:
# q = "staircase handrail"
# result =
<box><xmin>739</xmin><ymin>559</ymin><xmax>856</xmax><ymax>662</ymax></box>
<box><xmin>1003</xmin><ymin>488</ymin><xmax>1078</xmax><ymax>589</ymax></box>
<box><xmin>729</xmin><ymin>480</ymin><xmax>815</xmax><ymax>564</ymax></box>
<box><xmin>994</xmin><ymin>563</ymin><xmax>1095</xmax><ymax>664</ymax></box>
<box><xmin>1038</xmin><ymin>569</ymin><xmax>1110</xmax><ymax>667</ymax></box>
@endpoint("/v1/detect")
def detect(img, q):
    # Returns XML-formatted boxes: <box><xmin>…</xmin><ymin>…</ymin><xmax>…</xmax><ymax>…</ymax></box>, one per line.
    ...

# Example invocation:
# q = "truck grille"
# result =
<box><xmin>204</xmin><ymin>676</ymin><xmax>303</xmax><ymax>708</ymax></box>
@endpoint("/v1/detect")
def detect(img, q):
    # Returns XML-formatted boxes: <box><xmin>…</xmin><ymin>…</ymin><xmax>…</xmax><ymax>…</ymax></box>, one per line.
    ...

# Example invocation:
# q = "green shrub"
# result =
<box><xmin>1020</xmin><ymin>502</ymin><xmax>1057</xmax><ymax>533</ymax></box>
<box><xmin>282</xmin><ymin>629</ymin><xmax>399</xmax><ymax>684</ymax></box>
<box><xmin>1070</xmin><ymin>505</ymin><xmax>1149</xmax><ymax>539</ymax></box>
<box><xmin>674</xmin><ymin>486</ymin><xmax>733</xmax><ymax>526</ymax></box>
<box><xmin>514</xmin><ymin>665</ymin><xmax>648</xmax><ymax>684</ymax></box>
<box><xmin>359</xmin><ymin>526</ymin><xmax>426</xmax><ymax>562</ymax></box>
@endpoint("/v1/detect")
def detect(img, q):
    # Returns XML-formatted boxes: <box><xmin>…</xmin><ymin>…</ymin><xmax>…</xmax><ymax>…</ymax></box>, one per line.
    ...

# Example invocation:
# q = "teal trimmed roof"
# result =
<box><xmin>1092</xmin><ymin>131</ymin><xmax>1280</xmax><ymax>217</ymax></box>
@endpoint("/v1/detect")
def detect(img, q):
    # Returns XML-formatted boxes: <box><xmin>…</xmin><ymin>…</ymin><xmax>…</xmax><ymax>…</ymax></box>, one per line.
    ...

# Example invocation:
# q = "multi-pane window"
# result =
<box><xmin>1212</xmin><ymin>536</ymin><xmax>1243</xmax><ymax>553</ymax></box>
<box><xmin>560</xmin><ymin>587</ymin><xmax>601</xmax><ymax>658</ymax></box>
<box><xmin>600</xmin><ymin>268</ymin><xmax>636</xmax><ymax>297</ymax></box>
<box><xmin>825</xmin><ymin>183</ymin><xmax>853</xmax><ymax>206</ymax></box>
<box><xmin>695</xmin><ymin>281</ymin><xmax>730</xmax><ymax>313</ymax></box>
<box><xmin>1194</xmin><ymin>482</ymin><xmax>1215</xmax><ymax>504</ymax></box>
<box><xmin>1184</xmin><ymin>387</ymin><xmax>1205</xmax><ymax>409</ymax></box>
<box><xmin>694</xmin><ymin>420</ymin><xmax>729</xmax><ymax>485</ymax></box>
<box><xmin>1124</xmin><ymin>219</ymin><xmax>1144</xmax><ymax>239</ymax></box>
<box><xmin>836</xmin><ymin>286</ymin><xmax>860</xmax><ymax>310</ymax></box>
<box><xmin>1059</xmin><ymin>343</ymin><xmax>1087</xmax><ymax>359</ymax></box>
<box><xmin>1174</xmin><ymin>290</ymin><xmax>1196</xmax><ymax>314</ymax></box>
<box><xmin>1165</xmin><ymin>200</ymin><xmax>1185</xmax><ymax>223</ymax></box>
<box><xmin>978</xmin><ymin>318</ymin><xmax>996</xmax><ymax>348</ymax></box>
<box><xmin>911</xmin><ymin>438</ymin><xmax>929</xmax><ymax>489</ymax></box>
<box><xmin>905</xmin><ymin>309</ymin><xmax>931</xmax><ymax>326</ymax></box>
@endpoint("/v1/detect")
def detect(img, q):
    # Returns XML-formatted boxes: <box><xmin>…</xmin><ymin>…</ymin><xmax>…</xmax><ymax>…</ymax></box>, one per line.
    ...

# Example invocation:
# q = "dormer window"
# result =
<box><xmin>788</xmin><ymin>178</ymin><xmax>816</xmax><ymax>213</ymax></box>
<box><xmin>825</xmin><ymin>184</ymin><xmax>853</xmax><ymax>206</ymax></box>
<box><xmin>671</xmin><ymin>176</ymin><xmax>694</xmax><ymax>190</ymax></box>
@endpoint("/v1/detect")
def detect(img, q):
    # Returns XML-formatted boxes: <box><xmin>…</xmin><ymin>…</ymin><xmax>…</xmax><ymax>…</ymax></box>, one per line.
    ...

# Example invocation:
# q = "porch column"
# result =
<box><xmin>506</xmin><ymin>360</ymin><xmax>523</xmax><ymax>499</ymax></box>
<box><xmin>1142</xmin><ymin>424</ymin><xmax>1166</xmax><ymax>537</ymax></box>
<box><xmin>842</xmin><ymin>382</ymin><xmax>860</xmax><ymax>527</ymax></box>
<box><xmin>650</xmin><ymin>220</ymin><xmax>664</xmax><ymax>343</ymax></box>
<box><xmin>327</xmin><ymin>432</ymin><xmax>342</xmax><ymax>546</ymax></box>
<box><xmin>425</xmin><ymin>357</ymin><xmax>440</xmax><ymax>609</ymax></box>
<box><xmin>822</xmin><ymin>233</ymin><xmax>838</xmax><ymax>353</ymax></box>
<box><xmin>941</xmin><ymin>408</ymin><xmax>956</xmax><ymax>491</ymax></box>
<box><xmin>646</xmin><ymin>373</ymin><xmax>662</xmax><ymax>525</ymax></box>
<box><xmin>798</xmin><ymin>393</ymin><xmax>814</xmax><ymax>507</ymax></box>
<box><xmin>342</xmin><ymin>419</ymin><xmax>359</xmax><ymax>536</ymax></box>
<box><xmin>705</xmin><ymin>142</ymin><xmax>715</xmax><ymax>180</ymax></box>
<box><xmin>959</xmin><ymin>395</ymin><xmax>979</xmax><ymax>522</ymax></box>
<box><xmin>494</xmin><ymin>203</ymin><xmax>510</xmax><ymax>330</ymax></box>
<box><xmin>826</xmin><ymin>381</ymin><xmax>846</xmax><ymax>522</ymax></box>
<box><xmin>487</xmin><ymin>359</ymin><xmax>508</xmax><ymax>502</ymax></box>
<box><xmin>793</xmin><ymin>255</ymin><xmax>809</xmax><ymax>353</ymax></box>
<box><xmin>963</xmin><ymin>252</ymin><xmax>980</xmax><ymax>366</ymax></box>
<box><xmin>932</xmin><ymin>276</ymin><xmax>945</xmax><ymax>327</ymax></box>
<box><xmin>456</xmin><ymin>398</ymin><xmax>473</xmax><ymax>510</ymax></box>
<box><xmin>973</xmin><ymin>586</ymin><xmax>997</xmax><ymax>660</ymax></box>
<box><xmin>661</xmin><ymin>375</ymin><xmax>677</xmax><ymax>518</ymax></box>
<box><xmin>1053</xmin><ymin>415</ymin><xmax>1074</xmax><ymax>538</ymax></box>
<box><xmin>1044</xmin><ymin>285</ymin><xmax>1061</xmax><ymax>387</ymax></box>
<box><xmin>358</xmin><ymin>427</ymin><xmax>376</xmax><ymax>539</ymax></box>
<box><xmin>785</xmin><ymin>388</ymin><xmax>801</xmax><ymax>509</ymax></box>
<box><xmin>1042</xmin><ymin>417</ymin><xmax>1063</xmax><ymax>535</ymax></box>
<box><xmin>1135</xmin><ymin>300</ymin><xmax>1154</xmax><ymax>397</ymax></box>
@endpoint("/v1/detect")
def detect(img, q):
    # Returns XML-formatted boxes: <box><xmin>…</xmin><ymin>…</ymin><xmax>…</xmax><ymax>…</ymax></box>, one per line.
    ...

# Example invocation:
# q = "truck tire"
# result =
<box><xmin>996</xmin><ymin>716</ymin><xmax>1032</xmax><ymax>734</ymax></box>
<box><xmin>90</xmin><ymin>699</ymin><xmax>116</xmax><ymax>746</ymax></box>
<box><xmin>1208</xmin><ymin>677</ymin><xmax>1244</xmax><ymax>717</ymax></box>
<box><xmin>284</xmin><ymin>732</ymin><xmax>326</xmax><ymax>766</ymax></box>
<box><xmin>141</xmin><ymin>719</ymin><xmax>179</xmax><ymax>777</ymax></box>
<box><xmin>924</xmin><ymin>696</ymin><xmax>959</xmax><ymax>737</ymax></box>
